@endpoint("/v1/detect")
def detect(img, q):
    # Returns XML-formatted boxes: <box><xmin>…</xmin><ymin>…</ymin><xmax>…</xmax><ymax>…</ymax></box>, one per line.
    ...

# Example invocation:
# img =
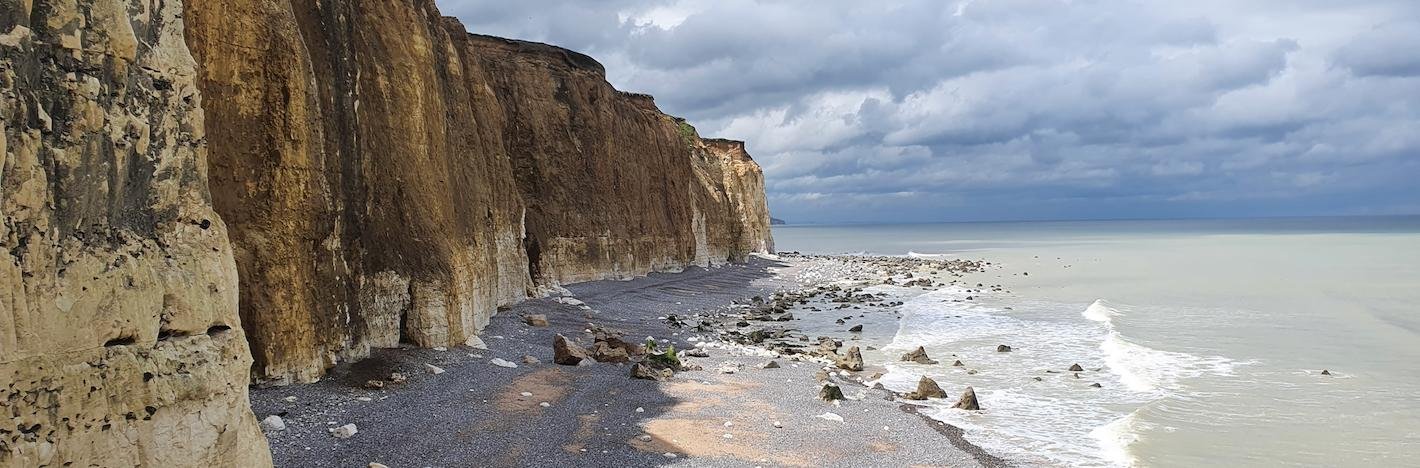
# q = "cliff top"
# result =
<box><xmin>463</xmin><ymin>32</ymin><xmax>607</xmax><ymax>76</ymax></box>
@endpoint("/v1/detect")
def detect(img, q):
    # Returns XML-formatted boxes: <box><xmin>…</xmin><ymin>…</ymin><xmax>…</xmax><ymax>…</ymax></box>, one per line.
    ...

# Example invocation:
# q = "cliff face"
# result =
<box><xmin>182</xmin><ymin>0</ymin><xmax>773</xmax><ymax>383</ymax></box>
<box><xmin>0</xmin><ymin>1</ymin><xmax>267</xmax><ymax>466</ymax></box>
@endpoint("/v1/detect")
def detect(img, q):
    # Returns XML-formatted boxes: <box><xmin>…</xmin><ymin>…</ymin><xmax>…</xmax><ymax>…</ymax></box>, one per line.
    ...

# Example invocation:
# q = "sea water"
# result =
<box><xmin>773</xmin><ymin>217</ymin><xmax>1420</xmax><ymax>467</ymax></box>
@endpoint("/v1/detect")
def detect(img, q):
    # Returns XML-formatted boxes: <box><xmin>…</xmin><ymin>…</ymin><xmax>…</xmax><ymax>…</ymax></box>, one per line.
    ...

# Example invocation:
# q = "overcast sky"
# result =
<box><xmin>438</xmin><ymin>0</ymin><xmax>1419</xmax><ymax>223</ymax></box>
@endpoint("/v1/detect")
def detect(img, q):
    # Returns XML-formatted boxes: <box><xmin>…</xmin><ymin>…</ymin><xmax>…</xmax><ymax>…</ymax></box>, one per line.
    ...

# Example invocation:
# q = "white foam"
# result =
<box><xmin>1091</xmin><ymin>411</ymin><xmax>1144</xmax><ymax>467</ymax></box>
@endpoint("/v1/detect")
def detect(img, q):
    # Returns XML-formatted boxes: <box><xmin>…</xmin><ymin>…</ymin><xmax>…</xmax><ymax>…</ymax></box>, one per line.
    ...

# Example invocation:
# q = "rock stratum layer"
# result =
<box><xmin>0</xmin><ymin>0</ymin><xmax>268</xmax><ymax>466</ymax></box>
<box><xmin>183</xmin><ymin>0</ymin><xmax>772</xmax><ymax>385</ymax></box>
<box><xmin>3</xmin><ymin>0</ymin><xmax>770</xmax><ymax>464</ymax></box>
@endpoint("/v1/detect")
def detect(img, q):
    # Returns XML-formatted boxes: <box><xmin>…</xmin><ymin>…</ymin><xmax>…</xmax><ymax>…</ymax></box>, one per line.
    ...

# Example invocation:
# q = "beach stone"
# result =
<box><xmin>330</xmin><ymin>424</ymin><xmax>359</xmax><ymax>439</ymax></box>
<box><xmin>523</xmin><ymin>355</ymin><xmax>541</xmax><ymax>364</ymax></box>
<box><xmin>683</xmin><ymin>349</ymin><xmax>710</xmax><ymax>358</ymax></box>
<box><xmin>1090</xmin><ymin>383</ymin><xmax>1103</xmax><ymax>388</ymax></box>
<box><xmin>761</xmin><ymin>360</ymin><xmax>782</xmax><ymax>369</ymax></box>
<box><xmin>814</xmin><ymin>370</ymin><xmax>831</xmax><ymax>382</ymax></box>
<box><xmin>815</xmin><ymin>412</ymin><xmax>845</xmax><ymax>423</ymax></box>
<box><xmin>425</xmin><ymin>363</ymin><xmax>445</xmax><ymax>375</ymax></box>
<box><xmin>837</xmin><ymin>346</ymin><xmax>865</xmax><ymax>371</ymax></box>
<box><xmin>364</xmin><ymin>380</ymin><xmax>386</xmax><ymax>389</ymax></box>
<box><xmin>491</xmin><ymin>358</ymin><xmax>519</xmax><ymax>368</ymax></box>
<box><xmin>905</xmin><ymin>376</ymin><xmax>948</xmax><ymax>400</ymax></box>
<box><xmin>848</xmin><ymin>324</ymin><xmax>863</xmax><ymax>332</ymax></box>
<box><xmin>554</xmin><ymin>334</ymin><xmax>590</xmax><ymax>365</ymax></box>
<box><xmin>370</xmin><ymin>464</ymin><xmax>390</xmax><ymax>468</ymax></box>
<box><xmin>901</xmin><ymin>346</ymin><xmax>939</xmax><ymax>365</ymax></box>
<box><xmin>1069</xmin><ymin>363</ymin><xmax>1085</xmax><ymax>372</ymax></box>
<box><xmin>997</xmin><ymin>345</ymin><xmax>1012</xmax><ymax>352</ymax></box>
<box><xmin>952</xmin><ymin>387</ymin><xmax>982</xmax><ymax>411</ymax></box>
<box><xmin>524</xmin><ymin>314</ymin><xmax>550</xmax><ymax>327</ymax></box>
<box><xmin>390</xmin><ymin>372</ymin><xmax>409</xmax><ymax>384</ymax></box>
<box><xmin>261</xmin><ymin>415</ymin><xmax>287</xmax><ymax>432</ymax></box>
<box><xmin>819</xmin><ymin>383</ymin><xmax>846</xmax><ymax>401</ymax></box>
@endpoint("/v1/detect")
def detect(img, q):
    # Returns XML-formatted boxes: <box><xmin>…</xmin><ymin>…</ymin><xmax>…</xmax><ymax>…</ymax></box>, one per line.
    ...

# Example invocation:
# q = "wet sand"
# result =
<box><xmin>250</xmin><ymin>256</ymin><xmax>1009</xmax><ymax>467</ymax></box>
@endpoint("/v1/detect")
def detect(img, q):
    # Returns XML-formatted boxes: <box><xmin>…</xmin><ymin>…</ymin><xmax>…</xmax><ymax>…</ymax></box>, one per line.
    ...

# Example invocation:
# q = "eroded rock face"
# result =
<box><xmin>183</xmin><ymin>0</ymin><xmax>773</xmax><ymax>383</ymax></box>
<box><xmin>0</xmin><ymin>1</ymin><xmax>268</xmax><ymax>465</ymax></box>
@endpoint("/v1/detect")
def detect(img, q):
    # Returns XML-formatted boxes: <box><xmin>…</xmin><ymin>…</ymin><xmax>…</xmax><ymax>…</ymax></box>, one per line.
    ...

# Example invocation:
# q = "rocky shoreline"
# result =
<box><xmin>249</xmin><ymin>254</ymin><xmax>1013</xmax><ymax>467</ymax></box>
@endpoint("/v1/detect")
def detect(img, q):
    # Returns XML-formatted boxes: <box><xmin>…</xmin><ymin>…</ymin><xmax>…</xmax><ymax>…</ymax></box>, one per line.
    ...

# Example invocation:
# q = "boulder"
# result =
<box><xmin>554</xmin><ymin>334</ymin><xmax>590</xmax><ymax>365</ymax></box>
<box><xmin>261</xmin><ymin>415</ymin><xmax>287</xmax><ymax>432</ymax></box>
<box><xmin>524</xmin><ymin>314</ymin><xmax>550</xmax><ymax>327</ymax></box>
<box><xmin>952</xmin><ymin>387</ymin><xmax>981</xmax><ymax>410</ymax></box>
<box><xmin>631</xmin><ymin>362</ymin><xmax>673</xmax><ymax>381</ymax></box>
<box><xmin>1321</xmin><ymin>369</ymin><xmax>1332</xmax><ymax>376</ymax></box>
<box><xmin>836</xmin><ymin>346</ymin><xmax>865</xmax><ymax>371</ymax></box>
<box><xmin>952</xmin><ymin>360</ymin><xmax>965</xmax><ymax>367</ymax></box>
<box><xmin>996</xmin><ymin>345</ymin><xmax>1012</xmax><ymax>352</ymax></box>
<box><xmin>819</xmin><ymin>383</ymin><xmax>846</xmax><ymax>401</ymax></box>
<box><xmin>591</xmin><ymin>341</ymin><xmax>632</xmax><ymax>363</ymax></box>
<box><xmin>1069</xmin><ymin>363</ymin><xmax>1084</xmax><ymax>372</ymax></box>
<box><xmin>901</xmin><ymin>346</ymin><xmax>939</xmax><ymax>365</ymax></box>
<box><xmin>760</xmin><ymin>360</ymin><xmax>782</xmax><ymax>369</ymax></box>
<box><xmin>905</xmin><ymin>376</ymin><xmax>949</xmax><ymax>400</ymax></box>
<box><xmin>848</xmin><ymin>324</ymin><xmax>863</xmax><ymax>333</ymax></box>
<box><xmin>364</xmin><ymin>380</ymin><xmax>386</xmax><ymax>389</ymax></box>
<box><xmin>523</xmin><ymin>355</ymin><xmax>541</xmax><ymax>364</ymax></box>
<box><xmin>424</xmin><ymin>363</ymin><xmax>445</xmax><ymax>375</ymax></box>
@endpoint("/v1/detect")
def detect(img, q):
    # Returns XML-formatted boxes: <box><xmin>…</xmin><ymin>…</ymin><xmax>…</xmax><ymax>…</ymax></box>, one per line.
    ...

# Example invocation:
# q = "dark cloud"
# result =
<box><xmin>439</xmin><ymin>0</ymin><xmax>1420</xmax><ymax>223</ymax></box>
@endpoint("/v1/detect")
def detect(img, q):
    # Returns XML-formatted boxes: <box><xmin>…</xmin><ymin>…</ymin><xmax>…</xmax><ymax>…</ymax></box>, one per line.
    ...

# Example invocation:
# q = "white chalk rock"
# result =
<box><xmin>260</xmin><ymin>415</ymin><xmax>286</xmax><ymax>432</ymax></box>
<box><xmin>490</xmin><ymin>358</ymin><xmax>518</xmax><ymax>368</ymax></box>
<box><xmin>425</xmin><ymin>363</ymin><xmax>445</xmax><ymax>375</ymax></box>
<box><xmin>330</xmin><ymin>424</ymin><xmax>358</xmax><ymax>439</ymax></box>
<box><xmin>814</xmin><ymin>412</ymin><xmax>845</xmax><ymax>423</ymax></box>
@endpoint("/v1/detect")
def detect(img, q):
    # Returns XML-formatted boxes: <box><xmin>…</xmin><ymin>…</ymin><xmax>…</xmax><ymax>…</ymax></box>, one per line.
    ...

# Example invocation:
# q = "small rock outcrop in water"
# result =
<box><xmin>1321</xmin><ymin>369</ymin><xmax>1332</xmax><ymax>376</ymax></box>
<box><xmin>837</xmin><ymin>346</ymin><xmax>866</xmax><ymax>371</ymax></box>
<box><xmin>901</xmin><ymin>346</ymin><xmax>939</xmax><ymax>365</ymax></box>
<box><xmin>848</xmin><ymin>324</ymin><xmax>864</xmax><ymax>333</ymax></box>
<box><xmin>996</xmin><ymin>345</ymin><xmax>1012</xmax><ymax>352</ymax></box>
<box><xmin>554</xmin><ymin>335</ymin><xmax>590</xmax><ymax>365</ymax></box>
<box><xmin>905</xmin><ymin>377</ymin><xmax>949</xmax><ymax>400</ymax></box>
<box><xmin>1069</xmin><ymin>363</ymin><xmax>1085</xmax><ymax>372</ymax></box>
<box><xmin>953</xmin><ymin>387</ymin><xmax>982</xmax><ymax>410</ymax></box>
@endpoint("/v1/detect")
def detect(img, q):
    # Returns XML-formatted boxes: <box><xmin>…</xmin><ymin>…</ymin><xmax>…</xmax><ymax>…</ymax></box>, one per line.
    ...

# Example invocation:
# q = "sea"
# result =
<box><xmin>771</xmin><ymin>216</ymin><xmax>1420</xmax><ymax>467</ymax></box>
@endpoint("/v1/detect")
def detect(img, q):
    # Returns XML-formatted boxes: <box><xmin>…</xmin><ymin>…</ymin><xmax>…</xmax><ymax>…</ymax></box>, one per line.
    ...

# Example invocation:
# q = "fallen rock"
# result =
<box><xmin>1069</xmin><ymin>363</ymin><xmax>1084</xmax><ymax>372</ymax></box>
<box><xmin>554</xmin><ymin>334</ymin><xmax>590</xmax><ymax>365</ymax></box>
<box><xmin>901</xmin><ymin>346</ymin><xmax>939</xmax><ymax>365</ymax></box>
<box><xmin>815</xmin><ymin>412</ymin><xmax>845</xmax><ymax>422</ymax></box>
<box><xmin>490</xmin><ymin>358</ymin><xmax>519</xmax><ymax>369</ymax></box>
<box><xmin>848</xmin><ymin>324</ymin><xmax>863</xmax><ymax>333</ymax></box>
<box><xmin>952</xmin><ymin>387</ymin><xmax>981</xmax><ymax>410</ymax></box>
<box><xmin>389</xmin><ymin>372</ymin><xmax>408</xmax><ymax>384</ymax></box>
<box><xmin>760</xmin><ymin>360</ymin><xmax>781</xmax><ymax>369</ymax></box>
<box><xmin>996</xmin><ymin>345</ymin><xmax>1012</xmax><ymax>352</ymax></box>
<box><xmin>424</xmin><ymin>363</ymin><xmax>445</xmax><ymax>375</ymax></box>
<box><xmin>814</xmin><ymin>370</ymin><xmax>831</xmax><ymax>382</ymax></box>
<box><xmin>370</xmin><ymin>464</ymin><xmax>389</xmax><ymax>468</ymax></box>
<box><xmin>819</xmin><ymin>383</ymin><xmax>846</xmax><ymax>401</ymax></box>
<box><xmin>905</xmin><ymin>376</ymin><xmax>948</xmax><ymax>400</ymax></box>
<box><xmin>330</xmin><ymin>424</ymin><xmax>359</xmax><ymax>439</ymax></box>
<box><xmin>836</xmin><ymin>346</ymin><xmax>865</xmax><ymax>371</ymax></box>
<box><xmin>591</xmin><ymin>341</ymin><xmax>632</xmax><ymax>363</ymax></box>
<box><xmin>364</xmin><ymin>380</ymin><xmax>386</xmax><ymax>390</ymax></box>
<box><xmin>524</xmin><ymin>314</ymin><xmax>549</xmax><ymax>327</ymax></box>
<box><xmin>631</xmin><ymin>362</ymin><xmax>674</xmax><ymax>381</ymax></box>
<box><xmin>523</xmin><ymin>355</ymin><xmax>541</xmax><ymax>364</ymax></box>
<box><xmin>682</xmin><ymin>349</ymin><xmax>710</xmax><ymax>358</ymax></box>
<box><xmin>260</xmin><ymin>415</ymin><xmax>286</xmax><ymax>432</ymax></box>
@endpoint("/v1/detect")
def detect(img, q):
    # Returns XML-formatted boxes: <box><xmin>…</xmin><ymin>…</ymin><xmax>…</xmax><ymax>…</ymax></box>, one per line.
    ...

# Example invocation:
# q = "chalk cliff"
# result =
<box><xmin>0</xmin><ymin>0</ymin><xmax>268</xmax><ymax>466</ymax></box>
<box><xmin>183</xmin><ymin>0</ymin><xmax>773</xmax><ymax>383</ymax></box>
<box><xmin>2</xmin><ymin>0</ymin><xmax>770</xmax><ymax>464</ymax></box>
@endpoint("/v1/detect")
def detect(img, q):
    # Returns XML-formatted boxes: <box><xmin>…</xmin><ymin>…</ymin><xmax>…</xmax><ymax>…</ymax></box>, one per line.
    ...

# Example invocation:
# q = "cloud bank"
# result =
<box><xmin>439</xmin><ymin>0</ymin><xmax>1420</xmax><ymax>223</ymax></box>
